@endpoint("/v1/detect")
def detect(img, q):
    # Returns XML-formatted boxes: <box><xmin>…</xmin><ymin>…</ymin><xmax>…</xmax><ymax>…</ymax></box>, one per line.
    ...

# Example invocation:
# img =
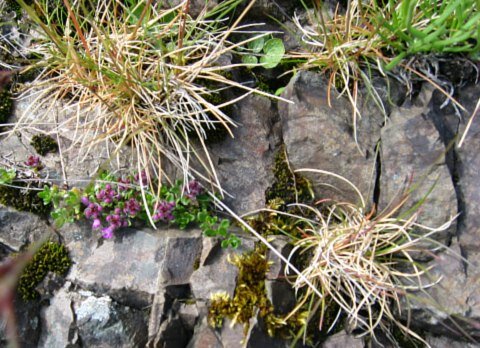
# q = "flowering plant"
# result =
<box><xmin>38</xmin><ymin>171</ymin><xmax>240</xmax><ymax>248</ymax></box>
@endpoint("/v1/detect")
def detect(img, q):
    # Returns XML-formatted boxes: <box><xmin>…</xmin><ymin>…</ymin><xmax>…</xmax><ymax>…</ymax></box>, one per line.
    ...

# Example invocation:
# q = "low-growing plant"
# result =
<box><xmin>37</xmin><ymin>171</ymin><xmax>240</xmax><ymax>247</ymax></box>
<box><xmin>241</xmin><ymin>35</ymin><xmax>286</xmax><ymax>68</ymax></box>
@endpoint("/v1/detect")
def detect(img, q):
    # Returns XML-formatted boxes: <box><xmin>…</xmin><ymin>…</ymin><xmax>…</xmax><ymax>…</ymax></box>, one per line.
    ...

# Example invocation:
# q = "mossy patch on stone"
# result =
<box><xmin>17</xmin><ymin>241</ymin><xmax>71</xmax><ymax>300</ymax></box>
<box><xmin>208</xmin><ymin>244</ymin><xmax>280</xmax><ymax>334</ymax></box>
<box><xmin>30</xmin><ymin>134</ymin><xmax>59</xmax><ymax>156</ymax></box>
<box><xmin>0</xmin><ymin>182</ymin><xmax>51</xmax><ymax>217</ymax></box>
<box><xmin>265</xmin><ymin>145</ymin><xmax>313</xmax><ymax>208</ymax></box>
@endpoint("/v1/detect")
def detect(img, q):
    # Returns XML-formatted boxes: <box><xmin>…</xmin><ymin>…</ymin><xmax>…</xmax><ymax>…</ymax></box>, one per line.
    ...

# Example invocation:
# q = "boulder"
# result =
<box><xmin>379</xmin><ymin>85</ymin><xmax>457</xmax><ymax>245</ymax></box>
<box><xmin>68</xmin><ymin>228</ymin><xmax>202</xmax><ymax>308</ymax></box>
<box><xmin>279</xmin><ymin>71</ymin><xmax>382</xmax><ymax>205</ymax></box>
<box><xmin>209</xmin><ymin>95</ymin><xmax>281</xmax><ymax>214</ymax></box>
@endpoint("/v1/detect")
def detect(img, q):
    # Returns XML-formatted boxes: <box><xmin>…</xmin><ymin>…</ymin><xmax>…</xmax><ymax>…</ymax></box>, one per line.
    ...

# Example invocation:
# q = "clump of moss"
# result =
<box><xmin>265</xmin><ymin>145</ymin><xmax>313</xmax><ymax>208</ymax></box>
<box><xmin>30</xmin><ymin>134</ymin><xmax>59</xmax><ymax>156</ymax></box>
<box><xmin>0</xmin><ymin>89</ymin><xmax>14</xmax><ymax>124</ymax></box>
<box><xmin>208</xmin><ymin>244</ymin><xmax>280</xmax><ymax>334</ymax></box>
<box><xmin>17</xmin><ymin>241</ymin><xmax>72</xmax><ymax>300</ymax></box>
<box><xmin>0</xmin><ymin>182</ymin><xmax>51</xmax><ymax>217</ymax></box>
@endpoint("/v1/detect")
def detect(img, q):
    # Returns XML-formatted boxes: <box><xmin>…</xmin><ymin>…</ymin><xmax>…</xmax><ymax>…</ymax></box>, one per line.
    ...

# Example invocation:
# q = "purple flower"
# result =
<box><xmin>153</xmin><ymin>201</ymin><xmax>176</xmax><ymax>222</ymax></box>
<box><xmin>25</xmin><ymin>155</ymin><xmax>41</xmax><ymax>168</ymax></box>
<box><xmin>106</xmin><ymin>213</ymin><xmax>124</xmax><ymax>229</ymax></box>
<box><xmin>117</xmin><ymin>177</ymin><xmax>130</xmax><ymax>191</ymax></box>
<box><xmin>96</xmin><ymin>184</ymin><xmax>117</xmax><ymax>204</ymax></box>
<box><xmin>124</xmin><ymin>198</ymin><xmax>141</xmax><ymax>217</ymax></box>
<box><xmin>185</xmin><ymin>180</ymin><xmax>202</xmax><ymax>200</ymax></box>
<box><xmin>84</xmin><ymin>203</ymin><xmax>102</xmax><ymax>219</ymax></box>
<box><xmin>81</xmin><ymin>196</ymin><xmax>90</xmax><ymax>206</ymax></box>
<box><xmin>101</xmin><ymin>225</ymin><xmax>115</xmax><ymax>239</ymax></box>
<box><xmin>134</xmin><ymin>170</ymin><xmax>149</xmax><ymax>185</ymax></box>
<box><xmin>92</xmin><ymin>218</ymin><xmax>102</xmax><ymax>230</ymax></box>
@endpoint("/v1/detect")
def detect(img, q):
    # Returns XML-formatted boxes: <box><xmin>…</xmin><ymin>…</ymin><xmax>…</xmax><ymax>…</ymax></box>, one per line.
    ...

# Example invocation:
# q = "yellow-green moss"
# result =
<box><xmin>0</xmin><ymin>183</ymin><xmax>51</xmax><ymax>216</ymax></box>
<box><xmin>30</xmin><ymin>134</ymin><xmax>59</xmax><ymax>156</ymax></box>
<box><xmin>208</xmin><ymin>244</ymin><xmax>281</xmax><ymax>335</ymax></box>
<box><xmin>17</xmin><ymin>241</ymin><xmax>72</xmax><ymax>300</ymax></box>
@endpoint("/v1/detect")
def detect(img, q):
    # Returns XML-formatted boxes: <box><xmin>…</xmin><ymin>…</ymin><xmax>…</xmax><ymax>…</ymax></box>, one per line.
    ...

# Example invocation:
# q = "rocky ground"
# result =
<box><xmin>1</xmin><ymin>0</ymin><xmax>480</xmax><ymax>347</ymax></box>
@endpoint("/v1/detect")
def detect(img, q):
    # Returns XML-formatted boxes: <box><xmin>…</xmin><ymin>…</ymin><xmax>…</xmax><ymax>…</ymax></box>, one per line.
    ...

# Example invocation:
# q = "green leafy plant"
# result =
<box><xmin>242</xmin><ymin>36</ymin><xmax>286</xmax><ymax>68</ymax></box>
<box><xmin>0</xmin><ymin>168</ymin><xmax>15</xmax><ymax>185</ymax></box>
<box><xmin>380</xmin><ymin>0</ymin><xmax>480</xmax><ymax>70</ymax></box>
<box><xmin>38</xmin><ymin>171</ymin><xmax>240</xmax><ymax>247</ymax></box>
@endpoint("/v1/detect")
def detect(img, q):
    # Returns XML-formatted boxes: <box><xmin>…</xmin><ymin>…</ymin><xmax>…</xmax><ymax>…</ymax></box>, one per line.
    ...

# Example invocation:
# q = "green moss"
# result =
<box><xmin>208</xmin><ymin>245</ymin><xmax>308</xmax><ymax>339</ymax></box>
<box><xmin>4</xmin><ymin>0</ymin><xmax>21</xmax><ymax>16</ymax></box>
<box><xmin>30</xmin><ymin>134</ymin><xmax>59</xmax><ymax>156</ymax></box>
<box><xmin>208</xmin><ymin>245</ymin><xmax>279</xmax><ymax>334</ymax></box>
<box><xmin>17</xmin><ymin>241</ymin><xmax>72</xmax><ymax>300</ymax></box>
<box><xmin>0</xmin><ymin>89</ymin><xmax>14</xmax><ymax>124</ymax></box>
<box><xmin>0</xmin><ymin>182</ymin><xmax>51</xmax><ymax>217</ymax></box>
<box><xmin>265</xmin><ymin>145</ymin><xmax>313</xmax><ymax>208</ymax></box>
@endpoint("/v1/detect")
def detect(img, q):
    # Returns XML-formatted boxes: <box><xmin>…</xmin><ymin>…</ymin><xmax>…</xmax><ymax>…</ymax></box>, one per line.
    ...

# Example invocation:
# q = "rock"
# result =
<box><xmin>265</xmin><ymin>280</ymin><xmax>296</xmax><ymax>315</ymax></box>
<box><xmin>38</xmin><ymin>286</ymin><xmax>74</xmax><ymax>348</ymax></box>
<box><xmin>74</xmin><ymin>290</ymin><xmax>148</xmax><ymax>348</ymax></box>
<box><xmin>209</xmin><ymin>94</ymin><xmax>281</xmax><ymax>214</ymax></box>
<box><xmin>379</xmin><ymin>85</ymin><xmax>457</xmax><ymax>245</ymax></box>
<box><xmin>190</xmin><ymin>235</ymin><xmax>256</xmax><ymax>300</ymax></box>
<box><xmin>455</xmin><ymin>83</ymin><xmax>480</xmax><ymax>263</ymax></box>
<box><xmin>148</xmin><ymin>315</ymin><xmax>191</xmax><ymax>348</ymax></box>
<box><xmin>404</xmin><ymin>241</ymin><xmax>480</xmax><ymax>339</ymax></box>
<box><xmin>0</xmin><ymin>207</ymin><xmax>50</xmax><ymax>251</ymax></box>
<box><xmin>426</xmin><ymin>334</ymin><xmax>479</xmax><ymax>348</ymax></box>
<box><xmin>10</xmin><ymin>91</ymin><xmax>135</xmax><ymax>187</ymax></box>
<box><xmin>279</xmin><ymin>71</ymin><xmax>381</xmax><ymax>205</ymax></box>
<box><xmin>187</xmin><ymin>317</ymin><xmax>223</xmax><ymax>348</ymax></box>
<box><xmin>321</xmin><ymin>330</ymin><xmax>364</xmax><ymax>348</ymax></box>
<box><xmin>160</xmin><ymin>0</ymin><xmax>218</xmax><ymax>18</ymax></box>
<box><xmin>265</xmin><ymin>236</ymin><xmax>292</xmax><ymax>280</ymax></box>
<box><xmin>68</xmin><ymin>228</ymin><xmax>202</xmax><ymax>308</ymax></box>
<box><xmin>1</xmin><ymin>297</ymin><xmax>42</xmax><ymax>348</ymax></box>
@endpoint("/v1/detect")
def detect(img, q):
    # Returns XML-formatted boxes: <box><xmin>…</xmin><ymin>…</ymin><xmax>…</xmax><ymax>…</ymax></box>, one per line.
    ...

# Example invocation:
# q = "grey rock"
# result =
<box><xmin>190</xmin><ymin>235</ymin><xmax>256</xmax><ymax>300</ymax></box>
<box><xmin>456</xmin><ymin>83</ymin><xmax>480</xmax><ymax>262</ymax></box>
<box><xmin>265</xmin><ymin>280</ymin><xmax>296</xmax><ymax>315</ymax></box>
<box><xmin>149</xmin><ymin>315</ymin><xmax>191</xmax><ymax>348</ymax></box>
<box><xmin>379</xmin><ymin>85</ymin><xmax>457</xmax><ymax>245</ymax></box>
<box><xmin>160</xmin><ymin>0</ymin><xmax>218</xmax><ymax>18</ymax></box>
<box><xmin>426</xmin><ymin>334</ymin><xmax>479</xmax><ymax>347</ymax></box>
<box><xmin>0</xmin><ymin>207</ymin><xmax>50</xmax><ymax>251</ymax></box>
<box><xmin>38</xmin><ymin>286</ymin><xmax>74</xmax><ymax>348</ymax></box>
<box><xmin>187</xmin><ymin>317</ymin><xmax>223</xmax><ymax>348</ymax></box>
<box><xmin>68</xmin><ymin>228</ymin><xmax>202</xmax><ymax>308</ymax></box>
<box><xmin>74</xmin><ymin>290</ymin><xmax>148</xmax><ymax>348</ymax></box>
<box><xmin>220</xmin><ymin>317</ymin><xmax>252</xmax><ymax>348</ymax></box>
<box><xmin>1</xmin><ymin>297</ymin><xmax>42</xmax><ymax>348</ymax></box>
<box><xmin>404</xmin><ymin>242</ymin><xmax>480</xmax><ymax>339</ymax></box>
<box><xmin>209</xmin><ymin>94</ymin><xmax>280</xmax><ymax>214</ymax></box>
<box><xmin>279</xmin><ymin>71</ymin><xmax>380</xmax><ymax>205</ymax></box>
<box><xmin>266</xmin><ymin>236</ymin><xmax>292</xmax><ymax>280</ymax></box>
<box><xmin>321</xmin><ymin>330</ymin><xmax>364</xmax><ymax>348</ymax></box>
<box><xmin>177</xmin><ymin>302</ymin><xmax>200</xmax><ymax>331</ymax></box>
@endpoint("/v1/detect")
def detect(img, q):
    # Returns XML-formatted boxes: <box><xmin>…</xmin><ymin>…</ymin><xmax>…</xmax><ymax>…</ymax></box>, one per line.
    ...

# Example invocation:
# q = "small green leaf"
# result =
<box><xmin>242</xmin><ymin>55</ymin><xmax>258</xmax><ymax>65</ymax></box>
<box><xmin>274</xmin><ymin>87</ymin><xmax>286</xmax><ymax>96</ymax></box>
<box><xmin>0</xmin><ymin>168</ymin><xmax>16</xmax><ymax>185</ymax></box>
<box><xmin>260</xmin><ymin>38</ymin><xmax>285</xmax><ymax>69</ymax></box>
<box><xmin>248</xmin><ymin>37</ymin><xmax>265</xmax><ymax>53</ymax></box>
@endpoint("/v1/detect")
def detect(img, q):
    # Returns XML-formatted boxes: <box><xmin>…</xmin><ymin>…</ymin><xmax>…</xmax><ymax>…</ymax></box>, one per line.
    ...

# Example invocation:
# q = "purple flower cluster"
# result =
<box><xmin>96</xmin><ymin>184</ymin><xmax>117</xmax><ymax>204</ymax></box>
<box><xmin>134</xmin><ymin>170</ymin><xmax>149</xmax><ymax>185</ymax></box>
<box><xmin>153</xmin><ymin>201</ymin><xmax>176</xmax><ymax>222</ymax></box>
<box><xmin>124</xmin><ymin>198</ymin><xmax>141</xmax><ymax>217</ymax></box>
<box><xmin>25</xmin><ymin>155</ymin><xmax>41</xmax><ymax>169</ymax></box>
<box><xmin>82</xmin><ymin>182</ymin><xmax>142</xmax><ymax>239</ymax></box>
<box><xmin>185</xmin><ymin>180</ymin><xmax>202</xmax><ymax>200</ymax></box>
